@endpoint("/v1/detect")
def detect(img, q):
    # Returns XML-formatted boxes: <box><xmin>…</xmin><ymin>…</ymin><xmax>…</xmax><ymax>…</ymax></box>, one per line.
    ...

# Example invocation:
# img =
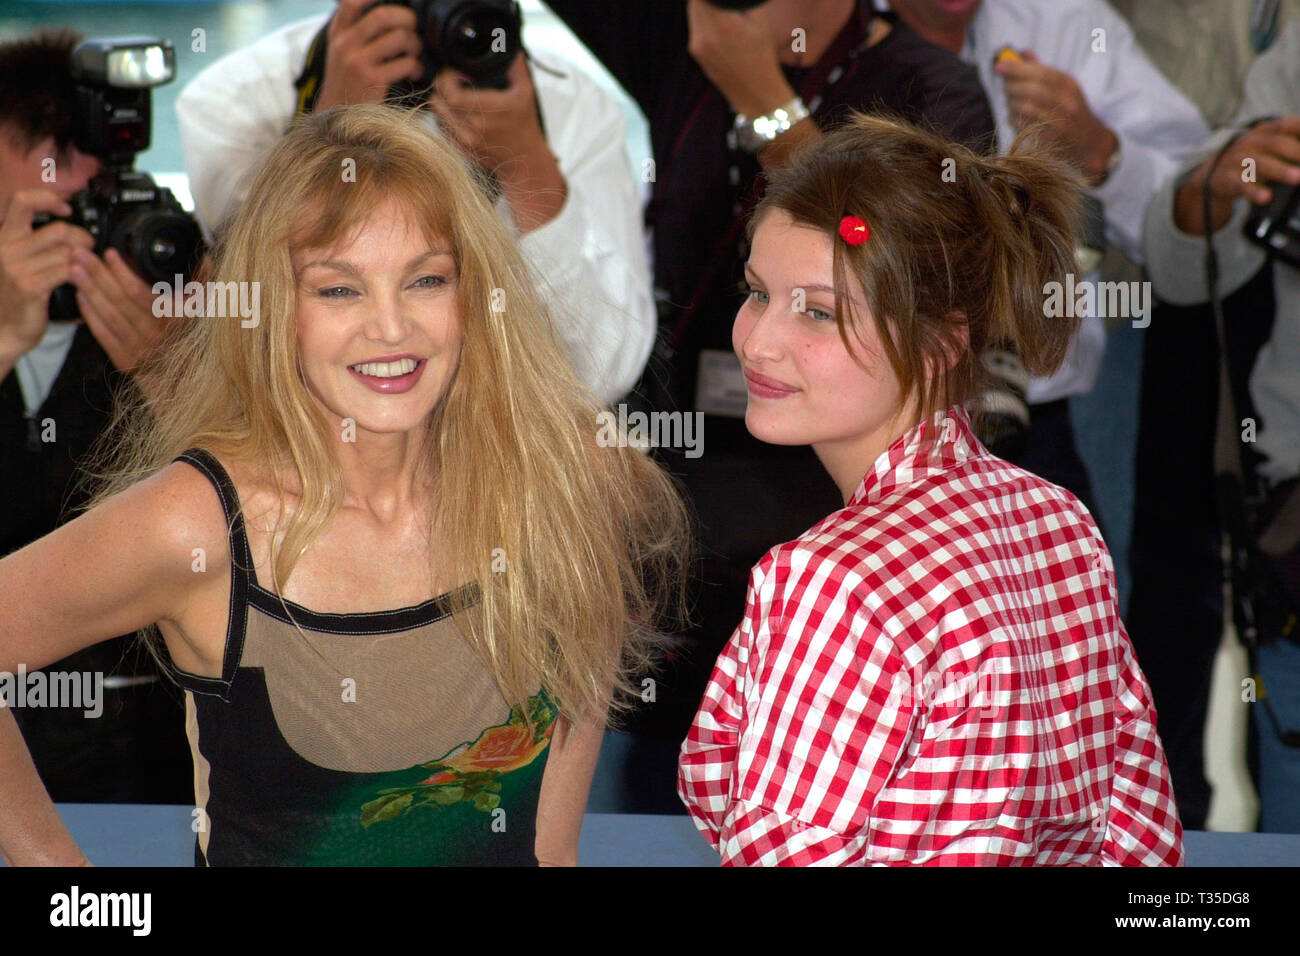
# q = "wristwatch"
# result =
<box><xmin>733</xmin><ymin>96</ymin><xmax>811</xmax><ymax>154</ymax></box>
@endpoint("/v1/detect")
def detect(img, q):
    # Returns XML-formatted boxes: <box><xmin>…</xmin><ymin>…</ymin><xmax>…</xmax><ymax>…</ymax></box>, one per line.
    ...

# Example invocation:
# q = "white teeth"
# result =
<box><xmin>351</xmin><ymin>358</ymin><xmax>418</xmax><ymax>378</ymax></box>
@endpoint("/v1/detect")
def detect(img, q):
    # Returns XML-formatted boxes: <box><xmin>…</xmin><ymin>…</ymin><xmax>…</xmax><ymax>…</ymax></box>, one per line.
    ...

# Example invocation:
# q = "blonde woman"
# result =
<box><xmin>678</xmin><ymin>113</ymin><xmax>1183</xmax><ymax>865</ymax></box>
<box><xmin>0</xmin><ymin>103</ymin><xmax>689</xmax><ymax>866</ymax></box>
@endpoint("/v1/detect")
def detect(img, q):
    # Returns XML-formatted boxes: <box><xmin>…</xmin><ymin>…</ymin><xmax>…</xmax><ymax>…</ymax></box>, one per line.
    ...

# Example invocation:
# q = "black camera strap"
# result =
<box><xmin>1202</xmin><ymin>117</ymin><xmax>1300</xmax><ymax>746</ymax></box>
<box><xmin>293</xmin><ymin>20</ymin><xmax>331</xmax><ymax>116</ymax></box>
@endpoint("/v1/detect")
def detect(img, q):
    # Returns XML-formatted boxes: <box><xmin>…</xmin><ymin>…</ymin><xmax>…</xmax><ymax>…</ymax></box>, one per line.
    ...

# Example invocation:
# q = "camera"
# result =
<box><xmin>1245</xmin><ymin>181</ymin><xmax>1300</xmax><ymax>268</ymax></box>
<box><xmin>381</xmin><ymin>0</ymin><xmax>523</xmax><ymax>92</ymax></box>
<box><xmin>34</xmin><ymin>36</ymin><xmax>203</xmax><ymax>321</ymax></box>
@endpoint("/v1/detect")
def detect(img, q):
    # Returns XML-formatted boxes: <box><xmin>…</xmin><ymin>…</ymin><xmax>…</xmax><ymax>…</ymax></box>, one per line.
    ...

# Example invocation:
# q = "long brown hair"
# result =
<box><xmin>85</xmin><ymin>103</ymin><xmax>691</xmax><ymax>722</ymax></box>
<box><xmin>751</xmin><ymin>111</ymin><xmax>1085</xmax><ymax>435</ymax></box>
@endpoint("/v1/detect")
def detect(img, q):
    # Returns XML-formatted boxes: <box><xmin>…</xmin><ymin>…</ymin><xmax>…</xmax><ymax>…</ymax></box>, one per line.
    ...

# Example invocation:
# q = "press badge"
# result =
<box><xmin>695</xmin><ymin>349</ymin><xmax>749</xmax><ymax>418</ymax></box>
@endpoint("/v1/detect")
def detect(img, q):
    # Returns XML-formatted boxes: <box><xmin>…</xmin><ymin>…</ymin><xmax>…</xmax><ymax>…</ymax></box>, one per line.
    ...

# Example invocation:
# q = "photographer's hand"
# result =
<box><xmin>430</xmin><ymin>55</ymin><xmax>567</xmax><ymax>233</ymax></box>
<box><xmin>995</xmin><ymin>51</ymin><xmax>1118</xmax><ymax>185</ymax></box>
<box><xmin>684</xmin><ymin>0</ymin><xmax>819</xmax><ymax>170</ymax></box>
<box><xmin>1173</xmin><ymin>116</ymin><xmax>1300</xmax><ymax>235</ymax></box>
<box><xmin>686</xmin><ymin>0</ymin><xmax>793</xmax><ymax>119</ymax></box>
<box><xmin>0</xmin><ymin>190</ymin><xmax>91</xmax><ymax>381</ymax></box>
<box><xmin>315</xmin><ymin>0</ymin><xmax>424</xmax><ymax>110</ymax></box>
<box><xmin>70</xmin><ymin>246</ymin><xmax>171</xmax><ymax>373</ymax></box>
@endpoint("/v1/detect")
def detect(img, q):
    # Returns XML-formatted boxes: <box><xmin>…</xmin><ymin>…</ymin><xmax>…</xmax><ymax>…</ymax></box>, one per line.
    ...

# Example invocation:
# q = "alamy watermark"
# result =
<box><xmin>0</xmin><ymin>665</ymin><xmax>102</xmax><ymax>718</ymax></box>
<box><xmin>884</xmin><ymin>664</ymin><xmax>1011</xmax><ymax>718</ymax></box>
<box><xmin>152</xmin><ymin>274</ymin><xmax>260</xmax><ymax>328</ymax></box>
<box><xmin>596</xmin><ymin>404</ymin><xmax>704</xmax><ymax>458</ymax></box>
<box><xmin>50</xmin><ymin>886</ymin><xmax>151</xmax><ymax>936</ymax></box>
<box><xmin>1042</xmin><ymin>273</ymin><xmax>1151</xmax><ymax>328</ymax></box>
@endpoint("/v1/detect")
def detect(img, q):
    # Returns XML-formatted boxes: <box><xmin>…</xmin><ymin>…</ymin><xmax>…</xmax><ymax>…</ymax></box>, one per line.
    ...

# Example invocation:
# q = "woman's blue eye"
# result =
<box><xmin>746</xmin><ymin>287</ymin><xmax>769</xmax><ymax>305</ymax></box>
<box><xmin>413</xmin><ymin>275</ymin><xmax>447</xmax><ymax>289</ymax></box>
<box><xmin>808</xmin><ymin>308</ymin><xmax>834</xmax><ymax>322</ymax></box>
<box><xmin>317</xmin><ymin>286</ymin><xmax>354</xmax><ymax>299</ymax></box>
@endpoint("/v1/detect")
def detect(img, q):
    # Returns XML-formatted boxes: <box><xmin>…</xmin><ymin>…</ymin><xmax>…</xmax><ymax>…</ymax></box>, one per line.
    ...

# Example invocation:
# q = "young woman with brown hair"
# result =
<box><xmin>678</xmin><ymin>113</ymin><xmax>1183</xmax><ymax>866</ymax></box>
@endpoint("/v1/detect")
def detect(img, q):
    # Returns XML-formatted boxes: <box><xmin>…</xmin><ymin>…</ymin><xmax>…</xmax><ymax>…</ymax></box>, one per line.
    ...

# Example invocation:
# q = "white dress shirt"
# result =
<box><xmin>884</xmin><ymin>0</ymin><xmax>1210</xmax><ymax>402</ymax></box>
<box><xmin>175</xmin><ymin>13</ymin><xmax>654</xmax><ymax>405</ymax></box>
<box><xmin>14</xmin><ymin>322</ymin><xmax>79</xmax><ymax>416</ymax></box>
<box><xmin>1143</xmin><ymin>20</ymin><xmax>1300</xmax><ymax>483</ymax></box>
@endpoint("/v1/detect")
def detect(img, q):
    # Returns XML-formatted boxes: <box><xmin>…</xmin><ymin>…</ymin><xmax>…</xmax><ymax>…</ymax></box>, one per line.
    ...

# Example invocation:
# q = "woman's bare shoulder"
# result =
<box><xmin>137</xmin><ymin>459</ymin><xmax>238</xmax><ymax>576</ymax></box>
<box><xmin>167</xmin><ymin>452</ymin><xmax>300</xmax><ymax>533</ymax></box>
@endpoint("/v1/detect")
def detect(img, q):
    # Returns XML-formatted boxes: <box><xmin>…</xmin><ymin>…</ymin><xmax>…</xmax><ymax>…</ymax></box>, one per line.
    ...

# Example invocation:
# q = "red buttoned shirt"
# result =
<box><xmin>678</xmin><ymin>404</ymin><xmax>1184</xmax><ymax>865</ymax></box>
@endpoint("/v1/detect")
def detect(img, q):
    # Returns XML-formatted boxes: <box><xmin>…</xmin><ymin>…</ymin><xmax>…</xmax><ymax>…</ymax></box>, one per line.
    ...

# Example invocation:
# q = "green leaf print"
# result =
<box><xmin>360</xmin><ymin>791</ymin><xmax>413</xmax><ymax>828</ymax></box>
<box><xmin>357</xmin><ymin>690</ymin><xmax>557</xmax><ymax>828</ymax></box>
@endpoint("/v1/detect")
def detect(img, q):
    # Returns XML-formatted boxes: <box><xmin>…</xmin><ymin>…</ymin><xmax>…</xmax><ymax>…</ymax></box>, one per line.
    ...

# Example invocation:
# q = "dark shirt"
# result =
<box><xmin>1</xmin><ymin>323</ymin><xmax>191</xmax><ymax>802</ymax></box>
<box><xmin>1</xmin><ymin>323</ymin><xmax>118</xmax><ymax>556</ymax></box>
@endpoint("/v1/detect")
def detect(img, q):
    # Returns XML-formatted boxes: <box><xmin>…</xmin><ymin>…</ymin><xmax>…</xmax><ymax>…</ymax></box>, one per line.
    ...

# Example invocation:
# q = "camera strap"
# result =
<box><xmin>1202</xmin><ymin>119</ymin><xmax>1300</xmax><ymax>747</ymax></box>
<box><xmin>1204</xmin><ymin>118</ymin><xmax>1284</xmax><ymax>512</ymax></box>
<box><xmin>293</xmin><ymin>19</ymin><xmax>332</xmax><ymax>116</ymax></box>
<box><xmin>657</xmin><ymin>1</ymin><xmax>879</xmax><ymax>356</ymax></box>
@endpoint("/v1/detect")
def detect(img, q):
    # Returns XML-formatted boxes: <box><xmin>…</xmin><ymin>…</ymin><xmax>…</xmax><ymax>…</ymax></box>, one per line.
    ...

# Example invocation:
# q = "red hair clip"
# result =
<box><xmin>839</xmin><ymin>215</ymin><xmax>870</xmax><ymax>246</ymax></box>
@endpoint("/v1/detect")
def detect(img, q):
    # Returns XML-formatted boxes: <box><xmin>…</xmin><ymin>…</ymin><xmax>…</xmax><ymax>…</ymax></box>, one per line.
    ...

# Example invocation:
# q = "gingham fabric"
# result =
<box><xmin>678</xmin><ymin>404</ymin><xmax>1184</xmax><ymax>866</ymax></box>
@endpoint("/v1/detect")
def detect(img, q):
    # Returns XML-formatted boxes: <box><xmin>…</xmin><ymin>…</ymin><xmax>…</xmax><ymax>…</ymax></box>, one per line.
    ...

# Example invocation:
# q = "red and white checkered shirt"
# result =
<box><xmin>678</xmin><ymin>404</ymin><xmax>1184</xmax><ymax>866</ymax></box>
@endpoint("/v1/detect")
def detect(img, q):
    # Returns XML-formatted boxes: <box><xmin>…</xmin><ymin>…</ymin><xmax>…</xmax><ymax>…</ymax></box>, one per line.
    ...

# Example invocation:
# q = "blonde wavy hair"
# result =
<box><xmin>85</xmin><ymin>103</ymin><xmax>691</xmax><ymax>723</ymax></box>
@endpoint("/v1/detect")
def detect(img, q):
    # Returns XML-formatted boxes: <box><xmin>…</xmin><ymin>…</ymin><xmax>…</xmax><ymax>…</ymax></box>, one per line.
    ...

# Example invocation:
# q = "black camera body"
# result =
<box><xmin>381</xmin><ymin>0</ymin><xmax>522</xmax><ymax>93</ymax></box>
<box><xmin>1245</xmin><ymin>181</ymin><xmax>1300</xmax><ymax>268</ymax></box>
<box><xmin>38</xmin><ymin>170</ymin><xmax>201</xmax><ymax>320</ymax></box>
<box><xmin>35</xmin><ymin>36</ymin><xmax>203</xmax><ymax>321</ymax></box>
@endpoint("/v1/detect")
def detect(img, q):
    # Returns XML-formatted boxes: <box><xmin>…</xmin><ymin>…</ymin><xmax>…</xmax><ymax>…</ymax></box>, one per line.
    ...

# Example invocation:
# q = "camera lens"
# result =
<box><xmin>112</xmin><ymin>206</ymin><xmax>203</xmax><ymax>284</ymax></box>
<box><xmin>451</xmin><ymin>10</ymin><xmax>498</xmax><ymax>58</ymax></box>
<box><xmin>441</xmin><ymin>1</ymin><xmax>518</xmax><ymax>76</ymax></box>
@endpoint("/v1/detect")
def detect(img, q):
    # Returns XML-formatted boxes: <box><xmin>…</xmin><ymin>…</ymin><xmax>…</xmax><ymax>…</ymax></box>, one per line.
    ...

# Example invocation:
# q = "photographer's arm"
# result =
<box><xmin>70</xmin><ymin>245</ymin><xmax>173</xmax><ymax>375</ymax></box>
<box><xmin>498</xmin><ymin>57</ymin><xmax>655</xmax><ymax>404</ymax></box>
<box><xmin>1172</xmin><ymin>118</ymin><xmax>1300</xmax><ymax>237</ymax></box>
<box><xmin>0</xmin><ymin>191</ymin><xmax>92</xmax><ymax>381</ymax></box>
<box><xmin>429</xmin><ymin>56</ymin><xmax>567</xmax><ymax>233</ymax></box>
<box><xmin>0</xmin><ymin>465</ymin><xmax>221</xmax><ymax>865</ymax></box>
<box><xmin>686</xmin><ymin>0</ymin><xmax>807</xmax><ymax>171</ymax></box>
<box><xmin>313</xmin><ymin>0</ymin><xmax>423</xmax><ymax>111</ymax></box>
<box><xmin>1144</xmin><ymin>25</ymin><xmax>1300</xmax><ymax>307</ymax></box>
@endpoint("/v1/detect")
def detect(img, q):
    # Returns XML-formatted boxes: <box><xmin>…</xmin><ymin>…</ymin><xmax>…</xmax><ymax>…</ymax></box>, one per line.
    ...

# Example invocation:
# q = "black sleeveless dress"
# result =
<box><xmin>172</xmin><ymin>448</ymin><xmax>556</xmax><ymax>866</ymax></box>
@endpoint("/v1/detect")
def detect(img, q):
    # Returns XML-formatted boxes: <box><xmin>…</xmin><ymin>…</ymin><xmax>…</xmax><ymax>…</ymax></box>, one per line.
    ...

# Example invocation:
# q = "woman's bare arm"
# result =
<box><xmin>534</xmin><ymin>710</ymin><xmax>606</xmax><ymax>866</ymax></box>
<box><xmin>0</xmin><ymin>463</ymin><xmax>227</xmax><ymax>865</ymax></box>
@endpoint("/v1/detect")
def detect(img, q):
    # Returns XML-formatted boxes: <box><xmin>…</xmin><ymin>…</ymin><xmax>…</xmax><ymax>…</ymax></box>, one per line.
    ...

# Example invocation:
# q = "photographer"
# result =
<box><xmin>0</xmin><ymin>32</ymin><xmax>169</xmax><ymax>388</ymax></box>
<box><xmin>1143</xmin><ymin>17</ymin><xmax>1300</xmax><ymax>832</ymax></box>
<box><xmin>175</xmin><ymin>0</ymin><xmax>655</xmax><ymax>405</ymax></box>
<box><xmin>886</xmin><ymin>0</ymin><xmax>1211</xmax><ymax>539</ymax></box>
<box><xmin>0</xmin><ymin>30</ymin><xmax>191</xmax><ymax>802</ymax></box>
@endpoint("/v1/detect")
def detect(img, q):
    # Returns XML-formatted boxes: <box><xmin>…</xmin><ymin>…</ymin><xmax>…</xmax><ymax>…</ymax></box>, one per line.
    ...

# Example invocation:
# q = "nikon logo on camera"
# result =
<box><xmin>152</xmin><ymin>274</ymin><xmax>261</xmax><ymax>328</ymax></box>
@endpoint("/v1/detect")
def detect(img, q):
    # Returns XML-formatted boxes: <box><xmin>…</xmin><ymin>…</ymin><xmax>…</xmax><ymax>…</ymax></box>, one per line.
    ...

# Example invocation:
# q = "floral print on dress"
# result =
<box><xmin>360</xmin><ymin>692</ymin><xmax>558</xmax><ymax>827</ymax></box>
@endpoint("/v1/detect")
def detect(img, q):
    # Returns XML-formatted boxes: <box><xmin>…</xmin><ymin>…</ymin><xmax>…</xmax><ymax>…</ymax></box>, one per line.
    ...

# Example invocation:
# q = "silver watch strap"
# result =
<box><xmin>733</xmin><ymin>97</ymin><xmax>810</xmax><ymax>153</ymax></box>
